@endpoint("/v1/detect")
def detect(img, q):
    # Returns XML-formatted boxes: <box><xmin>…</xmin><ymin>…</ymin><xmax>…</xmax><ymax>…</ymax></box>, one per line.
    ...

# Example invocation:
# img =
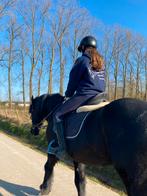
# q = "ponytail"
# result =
<box><xmin>86</xmin><ymin>47</ymin><xmax>104</xmax><ymax>71</ymax></box>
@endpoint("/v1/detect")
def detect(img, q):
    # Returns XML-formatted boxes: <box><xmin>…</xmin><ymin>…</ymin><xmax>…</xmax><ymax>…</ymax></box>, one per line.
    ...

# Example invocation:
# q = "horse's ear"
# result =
<box><xmin>31</xmin><ymin>95</ymin><xmax>34</xmax><ymax>104</ymax></box>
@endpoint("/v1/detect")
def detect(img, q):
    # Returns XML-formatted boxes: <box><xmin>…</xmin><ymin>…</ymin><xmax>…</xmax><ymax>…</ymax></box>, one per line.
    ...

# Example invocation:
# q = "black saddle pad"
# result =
<box><xmin>64</xmin><ymin>111</ymin><xmax>89</xmax><ymax>139</ymax></box>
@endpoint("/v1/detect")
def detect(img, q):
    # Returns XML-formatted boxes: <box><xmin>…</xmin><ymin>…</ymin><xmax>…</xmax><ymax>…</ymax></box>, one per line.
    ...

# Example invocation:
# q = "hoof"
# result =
<box><xmin>40</xmin><ymin>184</ymin><xmax>50</xmax><ymax>195</ymax></box>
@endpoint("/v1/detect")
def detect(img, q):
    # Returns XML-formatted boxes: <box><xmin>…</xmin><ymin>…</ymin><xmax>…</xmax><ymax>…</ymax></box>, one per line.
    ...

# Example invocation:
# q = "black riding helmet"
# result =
<box><xmin>78</xmin><ymin>35</ymin><xmax>97</xmax><ymax>52</ymax></box>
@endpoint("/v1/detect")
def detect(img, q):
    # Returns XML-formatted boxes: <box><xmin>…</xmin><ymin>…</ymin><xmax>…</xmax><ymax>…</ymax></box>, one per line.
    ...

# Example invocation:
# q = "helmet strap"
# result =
<box><xmin>81</xmin><ymin>45</ymin><xmax>86</xmax><ymax>53</ymax></box>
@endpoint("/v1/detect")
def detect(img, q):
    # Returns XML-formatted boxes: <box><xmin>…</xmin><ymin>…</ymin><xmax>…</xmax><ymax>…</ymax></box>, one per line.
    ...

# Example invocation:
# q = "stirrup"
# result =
<box><xmin>47</xmin><ymin>140</ymin><xmax>58</xmax><ymax>155</ymax></box>
<box><xmin>48</xmin><ymin>139</ymin><xmax>69</xmax><ymax>160</ymax></box>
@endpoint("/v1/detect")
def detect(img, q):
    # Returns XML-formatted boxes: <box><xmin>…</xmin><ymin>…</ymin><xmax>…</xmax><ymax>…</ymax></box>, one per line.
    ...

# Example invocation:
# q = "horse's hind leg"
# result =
<box><xmin>126</xmin><ymin>180</ymin><xmax>147</xmax><ymax>196</ymax></box>
<box><xmin>130</xmin><ymin>177</ymin><xmax>147</xmax><ymax>196</ymax></box>
<box><xmin>116</xmin><ymin>166</ymin><xmax>147</xmax><ymax>196</ymax></box>
<box><xmin>74</xmin><ymin>161</ymin><xmax>86</xmax><ymax>196</ymax></box>
<box><xmin>40</xmin><ymin>154</ymin><xmax>58</xmax><ymax>195</ymax></box>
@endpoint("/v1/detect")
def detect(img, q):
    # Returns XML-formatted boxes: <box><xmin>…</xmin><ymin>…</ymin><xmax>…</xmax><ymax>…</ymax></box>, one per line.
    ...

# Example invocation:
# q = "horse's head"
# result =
<box><xmin>29</xmin><ymin>93</ymin><xmax>65</xmax><ymax>136</ymax></box>
<box><xmin>29</xmin><ymin>95</ymin><xmax>45</xmax><ymax>135</ymax></box>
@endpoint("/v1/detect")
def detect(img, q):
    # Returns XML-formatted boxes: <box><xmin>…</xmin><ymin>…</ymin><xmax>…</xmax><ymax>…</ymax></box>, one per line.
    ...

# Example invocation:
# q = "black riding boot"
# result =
<box><xmin>48</xmin><ymin>121</ymin><xmax>69</xmax><ymax>160</ymax></box>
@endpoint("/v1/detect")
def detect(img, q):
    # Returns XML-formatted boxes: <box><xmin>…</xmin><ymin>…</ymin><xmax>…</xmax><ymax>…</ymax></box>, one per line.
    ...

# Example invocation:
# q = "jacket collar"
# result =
<box><xmin>82</xmin><ymin>52</ymin><xmax>91</xmax><ymax>60</ymax></box>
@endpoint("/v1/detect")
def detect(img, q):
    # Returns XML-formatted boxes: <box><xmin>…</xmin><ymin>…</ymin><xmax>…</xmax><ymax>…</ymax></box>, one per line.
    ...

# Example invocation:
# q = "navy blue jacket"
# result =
<box><xmin>65</xmin><ymin>53</ymin><xmax>106</xmax><ymax>97</ymax></box>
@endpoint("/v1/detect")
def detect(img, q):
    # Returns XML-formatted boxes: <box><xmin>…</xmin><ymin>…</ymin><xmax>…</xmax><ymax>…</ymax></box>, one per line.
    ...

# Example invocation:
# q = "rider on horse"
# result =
<box><xmin>48</xmin><ymin>35</ymin><xmax>106</xmax><ymax>159</ymax></box>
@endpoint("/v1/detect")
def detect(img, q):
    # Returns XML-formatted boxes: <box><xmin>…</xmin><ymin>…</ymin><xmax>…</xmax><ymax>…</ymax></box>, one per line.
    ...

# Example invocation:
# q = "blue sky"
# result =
<box><xmin>1</xmin><ymin>0</ymin><xmax>147</xmax><ymax>101</ymax></box>
<box><xmin>79</xmin><ymin>0</ymin><xmax>147</xmax><ymax>37</ymax></box>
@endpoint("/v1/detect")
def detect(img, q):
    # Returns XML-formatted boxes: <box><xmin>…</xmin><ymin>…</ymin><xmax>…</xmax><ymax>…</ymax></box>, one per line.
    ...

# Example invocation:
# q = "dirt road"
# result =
<box><xmin>0</xmin><ymin>132</ymin><xmax>119</xmax><ymax>196</ymax></box>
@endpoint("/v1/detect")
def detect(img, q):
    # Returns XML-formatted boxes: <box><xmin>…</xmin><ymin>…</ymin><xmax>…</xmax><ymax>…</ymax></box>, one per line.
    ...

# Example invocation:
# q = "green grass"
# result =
<box><xmin>0</xmin><ymin>116</ymin><xmax>48</xmax><ymax>150</ymax></box>
<box><xmin>0</xmin><ymin>116</ymin><xmax>126</xmax><ymax>195</ymax></box>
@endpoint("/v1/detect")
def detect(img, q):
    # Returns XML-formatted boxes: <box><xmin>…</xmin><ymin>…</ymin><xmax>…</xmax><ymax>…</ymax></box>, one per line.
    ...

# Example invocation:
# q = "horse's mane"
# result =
<box><xmin>30</xmin><ymin>93</ymin><xmax>64</xmax><ymax>113</ymax></box>
<box><xmin>39</xmin><ymin>93</ymin><xmax>64</xmax><ymax>111</ymax></box>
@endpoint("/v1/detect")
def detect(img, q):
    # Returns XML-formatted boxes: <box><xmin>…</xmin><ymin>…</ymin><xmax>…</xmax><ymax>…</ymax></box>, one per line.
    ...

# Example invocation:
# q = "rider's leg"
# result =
<box><xmin>48</xmin><ymin>94</ymin><xmax>94</xmax><ymax>159</ymax></box>
<box><xmin>54</xmin><ymin>119</ymin><xmax>67</xmax><ymax>160</ymax></box>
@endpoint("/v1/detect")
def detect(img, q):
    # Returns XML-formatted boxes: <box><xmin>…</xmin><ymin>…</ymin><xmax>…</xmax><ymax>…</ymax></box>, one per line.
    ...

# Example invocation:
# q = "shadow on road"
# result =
<box><xmin>0</xmin><ymin>179</ymin><xmax>40</xmax><ymax>195</ymax></box>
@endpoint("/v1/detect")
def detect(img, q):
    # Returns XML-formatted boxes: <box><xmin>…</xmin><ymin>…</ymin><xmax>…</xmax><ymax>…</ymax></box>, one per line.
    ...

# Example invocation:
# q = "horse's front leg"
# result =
<box><xmin>74</xmin><ymin>161</ymin><xmax>86</xmax><ymax>196</ymax></box>
<box><xmin>40</xmin><ymin>154</ymin><xmax>58</xmax><ymax>195</ymax></box>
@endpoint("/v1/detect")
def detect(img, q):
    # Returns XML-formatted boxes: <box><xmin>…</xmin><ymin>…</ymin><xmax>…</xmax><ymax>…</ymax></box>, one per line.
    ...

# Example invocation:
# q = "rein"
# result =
<box><xmin>32</xmin><ymin>110</ymin><xmax>52</xmax><ymax>129</ymax></box>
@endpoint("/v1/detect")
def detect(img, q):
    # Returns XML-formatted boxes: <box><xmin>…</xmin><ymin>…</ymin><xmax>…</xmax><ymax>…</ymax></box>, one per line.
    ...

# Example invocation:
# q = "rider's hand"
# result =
<box><xmin>64</xmin><ymin>97</ymin><xmax>70</xmax><ymax>101</ymax></box>
<box><xmin>65</xmin><ymin>97</ymin><xmax>69</xmax><ymax>101</ymax></box>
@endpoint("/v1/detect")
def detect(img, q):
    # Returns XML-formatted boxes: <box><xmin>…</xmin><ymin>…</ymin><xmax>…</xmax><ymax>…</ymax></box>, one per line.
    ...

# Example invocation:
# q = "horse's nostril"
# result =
<box><xmin>30</xmin><ymin>127</ymin><xmax>39</xmax><ymax>136</ymax></box>
<box><xmin>31</xmin><ymin>128</ymin><xmax>34</xmax><ymax>134</ymax></box>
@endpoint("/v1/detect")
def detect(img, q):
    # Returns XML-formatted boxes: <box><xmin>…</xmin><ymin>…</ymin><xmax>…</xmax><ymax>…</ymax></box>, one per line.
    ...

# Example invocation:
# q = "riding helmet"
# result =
<box><xmin>78</xmin><ymin>35</ymin><xmax>97</xmax><ymax>52</ymax></box>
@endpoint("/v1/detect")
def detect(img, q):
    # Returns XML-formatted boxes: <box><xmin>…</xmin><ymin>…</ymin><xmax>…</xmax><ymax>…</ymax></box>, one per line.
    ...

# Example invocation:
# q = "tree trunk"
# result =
<box><xmin>48</xmin><ymin>46</ymin><xmax>54</xmax><ymax>94</ymax></box>
<box><xmin>21</xmin><ymin>51</ymin><xmax>26</xmax><ymax>109</ymax></box>
<box><xmin>59</xmin><ymin>43</ymin><xmax>64</xmax><ymax>95</ymax></box>
<box><xmin>72</xmin><ymin>29</ymin><xmax>78</xmax><ymax>63</ymax></box>
<box><xmin>114</xmin><ymin>60</ymin><xmax>119</xmax><ymax>99</ymax></box>
<box><xmin>129</xmin><ymin>64</ymin><xmax>134</xmax><ymax>97</ymax></box>
<box><xmin>37</xmin><ymin>50</ymin><xmax>44</xmax><ymax>96</ymax></box>
<box><xmin>135</xmin><ymin>62</ymin><xmax>140</xmax><ymax>98</ymax></box>
<box><xmin>122</xmin><ymin>61</ymin><xmax>128</xmax><ymax>98</ymax></box>
<box><xmin>8</xmin><ymin>64</ymin><xmax>12</xmax><ymax>108</ymax></box>
<box><xmin>29</xmin><ymin>60</ymin><xmax>35</xmax><ymax>100</ymax></box>
<box><xmin>8</xmin><ymin>39</ymin><xmax>13</xmax><ymax>108</ymax></box>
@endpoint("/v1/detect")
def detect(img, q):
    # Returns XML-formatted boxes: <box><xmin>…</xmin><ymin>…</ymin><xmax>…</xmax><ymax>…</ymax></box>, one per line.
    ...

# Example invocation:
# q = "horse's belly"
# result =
<box><xmin>66</xmin><ymin>140</ymin><xmax>110</xmax><ymax>165</ymax></box>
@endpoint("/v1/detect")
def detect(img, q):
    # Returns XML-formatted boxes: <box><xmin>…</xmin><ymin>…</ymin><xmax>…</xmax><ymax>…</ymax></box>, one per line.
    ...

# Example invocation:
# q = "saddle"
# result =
<box><xmin>77</xmin><ymin>93</ymin><xmax>109</xmax><ymax>113</ymax></box>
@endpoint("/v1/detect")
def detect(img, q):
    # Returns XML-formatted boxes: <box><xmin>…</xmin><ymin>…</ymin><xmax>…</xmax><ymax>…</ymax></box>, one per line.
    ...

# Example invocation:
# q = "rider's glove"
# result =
<box><xmin>64</xmin><ymin>97</ymin><xmax>70</xmax><ymax>101</ymax></box>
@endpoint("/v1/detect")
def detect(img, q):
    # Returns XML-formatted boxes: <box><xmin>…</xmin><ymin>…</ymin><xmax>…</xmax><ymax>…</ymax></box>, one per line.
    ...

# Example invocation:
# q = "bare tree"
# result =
<box><xmin>48</xmin><ymin>43</ymin><xmax>55</xmax><ymax>94</ymax></box>
<box><xmin>101</xmin><ymin>26</ymin><xmax>114</xmax><ymax>99</ymax></box>
<box><xmin>112</xmin><ymin>28</ymin><xmax>125</xmax><ymax>99</ymax></box>
<box><xmin>37</xmin><ymin>44</ymin><xmax>45</xmax><ymax>96</ymax></box>
<box><xmin>0</xmin><ymin>0</ymin><xmax>16</xmax><ymax>98</ymax></box>
<box><xmin>20</xmin><ymin>49</ymin><xmax>25</xmax><ymax>108</ymax></box>
<box><xmin>128</xmin><ymin>59</ymin><xmax>135</xmax><ymax>97</ymax></box>
<box><xmin>5</xmin><ymin>17</ymin><xmax>21</xmax><ymax>107</ymax></box>
<box><xmin>133</xmin><ymin>36</ymin><xmax>144</xmax><ymax>99</ymax></box>
<box><xmin>18</xmin><ymin>30</ymin><xmax>28</xmax><ymax>109</ymax></box>
<box><xmin>69</xmin><ymin>8</ymin><xmax>94</xmax><ymax>64</ymax></box>
<box><xmin>51</xmin><ymin>0</ymin><xmax>83</xmax><ymax>95</ymax></box>
<box><xmin>18</xmin><ymin>0</ymin><xmax>50</xmax><ymax>100</ymax></box>
<box><xmin>120</xmin><ymin>31</ymin><xmax>133</xmax><ymax>97</ymax></box>
<box><xmin>0</xmin><ymin>0</ymin><xmax>16</xmax><ymax>19</ymax></box>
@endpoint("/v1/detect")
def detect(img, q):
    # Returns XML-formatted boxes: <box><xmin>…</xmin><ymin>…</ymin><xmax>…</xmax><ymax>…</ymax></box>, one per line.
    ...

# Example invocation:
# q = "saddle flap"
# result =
<box><xmin>64</xmin><ymin>112</ymin><xmax>89</xmax><ymax>139</ymax></box>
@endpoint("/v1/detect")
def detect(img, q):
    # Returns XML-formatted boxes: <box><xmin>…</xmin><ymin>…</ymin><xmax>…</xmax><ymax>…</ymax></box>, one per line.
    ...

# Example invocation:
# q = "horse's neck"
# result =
<box><xmin>43</xmin><ymin>94</ymin><xmax>64</xmax><ymax>140</ymax></box>
<box><xmin>43</xmin><ymin>93</ymin><xmax>64</xmax><ymax>117</ymax></box>
<box><xmin>42</xmin><ymin>96</ymin><xmax>51</xmax><ymax>118</ymax></box>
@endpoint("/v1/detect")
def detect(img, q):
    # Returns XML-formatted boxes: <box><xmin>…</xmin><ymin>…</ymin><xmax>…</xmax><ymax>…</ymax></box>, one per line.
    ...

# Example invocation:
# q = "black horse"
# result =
<box><xmin>30</xmin><ymin>94</ymin><xmax>86</xmax><ymax>196</ymax></box>
<box><xmin>29</xmin><ymin>93</ymin><xmax>147</xmax><ymax>196</ymax></box>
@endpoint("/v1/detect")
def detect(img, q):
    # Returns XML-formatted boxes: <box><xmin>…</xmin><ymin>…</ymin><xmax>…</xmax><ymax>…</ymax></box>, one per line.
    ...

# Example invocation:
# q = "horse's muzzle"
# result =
<box><xmin>30</xmin><ymin>127</ymin><xmax>40</xmax><ymax>136</ymax></box>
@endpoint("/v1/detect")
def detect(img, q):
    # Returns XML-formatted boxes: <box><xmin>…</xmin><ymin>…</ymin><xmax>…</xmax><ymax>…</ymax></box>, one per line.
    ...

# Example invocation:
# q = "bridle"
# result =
<box><xmin>31</xmin><ymin>103</ymin><xmax>61</xmax><ymax>130</ymax></box>
<box><xmin>31</xmin><ymin>110</ymin><xmax>53</xmax><ymax>129</ymax></box>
